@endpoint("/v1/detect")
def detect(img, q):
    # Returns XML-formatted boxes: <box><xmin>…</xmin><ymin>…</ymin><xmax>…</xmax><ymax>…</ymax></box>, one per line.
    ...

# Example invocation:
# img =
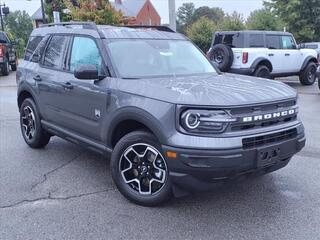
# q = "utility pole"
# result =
<box><xmin>40</xmin><ymin>0</ymin><xmax>46</xmax><ymax>24</ymax></box>
<box><xmin>168</xmin><ymin>0</ymin><xmax>176</xmax><ymax>31</ymax></box>
<box><xmin>0</xmin><ymin>2</ymin><xmax>9</xmax><ymax>31</ymax></box>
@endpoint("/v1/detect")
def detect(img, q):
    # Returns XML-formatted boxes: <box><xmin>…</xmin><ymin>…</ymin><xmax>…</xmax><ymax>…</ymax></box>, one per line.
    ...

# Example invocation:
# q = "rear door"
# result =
<box><xmin>36</xmin><ymin>35</ymin><xmax>72</xmax><ymax>122</ymax></box>
<box><xmin>266</xmin><ymin>34</ymin><xmax>283</xmax><ymax>74</ymax></box>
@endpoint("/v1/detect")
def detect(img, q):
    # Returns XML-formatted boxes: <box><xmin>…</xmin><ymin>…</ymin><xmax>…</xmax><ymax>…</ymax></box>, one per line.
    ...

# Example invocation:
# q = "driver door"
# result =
<box><xmin>56</xmin><ymin>36</ymin><xmax>109</xmax><ymax>142</ymax></box>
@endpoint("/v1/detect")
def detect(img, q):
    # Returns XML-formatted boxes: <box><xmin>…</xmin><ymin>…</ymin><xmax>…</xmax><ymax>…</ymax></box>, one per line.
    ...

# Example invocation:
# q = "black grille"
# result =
<box><xmin>242</xmin><ymin>128</ymin><xmax>297</xmax><ymax>149</ymax></box>
<box><xmin>229</xmin><ymin>100</ymin><xmax>297</xmax><ymax>132</ymax></box>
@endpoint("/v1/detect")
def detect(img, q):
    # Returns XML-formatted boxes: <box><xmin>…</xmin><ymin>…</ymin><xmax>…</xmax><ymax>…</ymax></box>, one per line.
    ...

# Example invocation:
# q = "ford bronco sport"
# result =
<box><xmin>207</xmin><ymin>31</ymin><xmax>319</xmax><ymax>86</ymax></box>
<box><xmin>17</xmin><ymin>23</ymin><xmax>305</xmax><ymax>206</ymax></box>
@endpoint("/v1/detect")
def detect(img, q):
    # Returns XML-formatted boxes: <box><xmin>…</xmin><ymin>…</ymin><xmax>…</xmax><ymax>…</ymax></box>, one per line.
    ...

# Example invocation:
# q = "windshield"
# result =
<box><xmin>106</xmin><ymin>39</ymin><xmax>216</xmax><ymax>78</ymax></box>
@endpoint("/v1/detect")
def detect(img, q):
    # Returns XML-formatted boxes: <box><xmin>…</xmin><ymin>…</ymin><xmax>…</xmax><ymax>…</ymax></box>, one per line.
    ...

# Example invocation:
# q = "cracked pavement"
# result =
<box><xmin>1</xmin><ymin>72</ymin><xmax>320</xmax><ymax>240</ymax></box>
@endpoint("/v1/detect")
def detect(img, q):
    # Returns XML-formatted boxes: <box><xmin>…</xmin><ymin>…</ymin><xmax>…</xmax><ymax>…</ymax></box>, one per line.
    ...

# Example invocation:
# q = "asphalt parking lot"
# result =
<box><xmin>0</xmin><ymin>71</ymin><xmax>319</xmax><ymax>240</ymax></box>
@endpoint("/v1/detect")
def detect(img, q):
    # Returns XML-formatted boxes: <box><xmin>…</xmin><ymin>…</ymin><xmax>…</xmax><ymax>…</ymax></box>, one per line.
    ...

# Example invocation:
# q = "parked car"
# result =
<box><xmin>0</xmin><ymin>31</ymin><xmax>18</xmax><ymax>76</ymax></box>
<box><xmin>207</xmin><ymin>31</ymin><xmax>319</xmax><ymax>85</ymax></box>
<box><xmin>17</xmin><ymin>23</ymin><xmax>305</xmax><ymax>206</ymax></box>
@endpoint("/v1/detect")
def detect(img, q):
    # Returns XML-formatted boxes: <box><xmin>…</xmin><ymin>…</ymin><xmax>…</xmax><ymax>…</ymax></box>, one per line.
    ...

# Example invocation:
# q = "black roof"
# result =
<box><xmin>31</xmin><ymin>22</ymin><xmax>186</xmax><ymax>40</ymax></box>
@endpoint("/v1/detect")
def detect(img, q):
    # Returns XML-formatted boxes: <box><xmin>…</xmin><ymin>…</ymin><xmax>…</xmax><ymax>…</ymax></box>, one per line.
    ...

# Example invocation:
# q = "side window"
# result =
<box><xmin>43</xmin><ymin>35</ymin><xmax>70</xmax><ymax>69</ymax></box>
<box><xmin>249</xmin><ymin>34</ymin><xmax>265</xmax><ymax>47</ymax></box>
<box><xmin>69</xmin><ymin>37</ymin><xmax>102</xmax><ymax>72</ymax></box>
<box><xmin>24</xmin><ymin>36</ymin><xmax>43</xmax><ymax>61</ymax></box>
<box><xmin>281</xmin><ymin>36</ymin><xmax>296</xmax><ymax>49</ymax></box>
<box><xmin>266</xmin><ymin>35</ymin><xmax>281</xmax><ymax>49</ymax></box>
<box><xmin>30</xmin><ymin>36</ymin><xmax>49</xmax><ymax>63</ymax></box>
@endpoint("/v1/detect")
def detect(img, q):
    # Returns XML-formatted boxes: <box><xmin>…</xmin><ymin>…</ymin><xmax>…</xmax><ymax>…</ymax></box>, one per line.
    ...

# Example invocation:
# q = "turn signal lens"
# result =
<box><xmin>166</xmin><ymin>151</ymin><xmax>177</xmax><ymax>159</ymax></box>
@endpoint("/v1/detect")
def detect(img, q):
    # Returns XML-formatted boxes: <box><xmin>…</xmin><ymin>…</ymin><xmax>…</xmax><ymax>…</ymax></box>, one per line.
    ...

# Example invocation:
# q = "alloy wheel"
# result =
<box><xmin>119</xmin><ymin>143</ymin><xmax>167</xmax><ymax>195</ymax></box>
<box><xmin>21</xmin><ymin>106</ymin><xmax>36</xmax><ymax>140</ymax></box>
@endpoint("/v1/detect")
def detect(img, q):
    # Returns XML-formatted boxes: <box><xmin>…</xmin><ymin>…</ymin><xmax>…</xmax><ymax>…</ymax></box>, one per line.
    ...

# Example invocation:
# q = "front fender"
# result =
<box><xmin>105</xmin><ymin>106</ymin><xmax>172</xmax><ymax>148</ymax></box>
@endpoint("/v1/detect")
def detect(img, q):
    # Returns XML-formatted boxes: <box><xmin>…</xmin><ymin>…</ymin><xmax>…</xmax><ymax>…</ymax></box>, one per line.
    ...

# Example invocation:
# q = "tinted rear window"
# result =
<box><xmin>266</xmin><ymin>35</ymin><xmax>281</xmax><ymax>49</ymax></box>
<box><xmin>0</xmin><ymin>32</ymin><xmax>9</xmax><ymax>43</ymax></box>
<box><xmin>24</xmin><ymin>36</ymin><xmax>43</xmax><ymax>61</ymax></box>
<box><xmin>43</xmin><ymin>35</ymin><xmax>70</xmax><ymax>69</ymax></box>
<box><xmin>214</xmin><ymin>33</ymin><xmax>244</xmax><ymax>48</ymax></box>
<box><xmin>249</xmin><ymin>34</ymin><xmax>265</xmax><ymax>47</ymax></box>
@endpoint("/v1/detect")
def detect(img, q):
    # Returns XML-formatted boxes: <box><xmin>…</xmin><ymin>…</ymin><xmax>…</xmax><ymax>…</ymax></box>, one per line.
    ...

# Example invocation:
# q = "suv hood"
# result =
<box><xmin>115</xmin><ymin>73</ymin><xmax>297</xmax><ymax>106</ymax></box>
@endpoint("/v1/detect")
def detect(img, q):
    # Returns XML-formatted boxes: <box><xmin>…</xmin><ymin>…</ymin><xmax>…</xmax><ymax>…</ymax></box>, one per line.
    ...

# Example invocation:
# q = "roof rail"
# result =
<box><xmin>122</xmin><ymin>25</ymin><xmax>175</xmax><ymax>33</ymax></box>
<box><xmin>40</xmin><ymin>21</ymin><xmax>105</xmax><ymax>39</ymax></box>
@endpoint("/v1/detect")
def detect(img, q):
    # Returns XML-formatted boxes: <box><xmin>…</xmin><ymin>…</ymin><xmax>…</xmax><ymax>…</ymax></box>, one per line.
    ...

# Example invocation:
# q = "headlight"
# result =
<box><xmin>180</xmin><ymin>109</ymin><xmax>236</xmax><ymax>134</ymax></box>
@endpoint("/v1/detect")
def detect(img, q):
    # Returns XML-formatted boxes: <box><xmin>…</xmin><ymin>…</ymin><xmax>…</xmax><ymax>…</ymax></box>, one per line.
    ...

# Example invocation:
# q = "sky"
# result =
<box><xmin>3</xmin><ymin>0</ymin><xmax>264</xmax><ymax>24</ymax></box>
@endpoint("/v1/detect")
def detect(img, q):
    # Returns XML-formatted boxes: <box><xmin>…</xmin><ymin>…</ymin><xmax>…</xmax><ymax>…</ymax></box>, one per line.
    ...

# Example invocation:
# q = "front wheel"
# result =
<box><xmin>111</xmin><ymin>131</ymin><xmax>172</xmax><ymax>206</ymax></box>
<box><xmin>299</xmin><ymin>62</ymin><xmax>317</xmax><ymax>85</ymax></box>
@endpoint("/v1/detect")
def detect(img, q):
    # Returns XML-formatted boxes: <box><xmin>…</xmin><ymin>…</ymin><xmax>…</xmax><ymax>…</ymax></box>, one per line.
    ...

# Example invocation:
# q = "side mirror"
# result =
<box><xmin>31</xmin><ymin>53</ymin><xmax>40</xmax><ymax>62</ymax></box>
<box><xmin>298</xmin><ymin>43</ymin><xmax>305</xmax><ymax>49</ymax></box>
<box><xmin>74</xmin><ymin>64</ymin><xmax>104</xmax><ymax>80</ymax></box>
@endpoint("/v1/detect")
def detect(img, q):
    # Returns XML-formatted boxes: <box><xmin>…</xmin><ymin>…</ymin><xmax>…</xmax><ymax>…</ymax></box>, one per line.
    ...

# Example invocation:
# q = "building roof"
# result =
<box><xmin>31</xmin><ymin>7</ymin><xmax>48</xmax><ymax>20</ymax></box>
<box><xmin>111</xmin><ymin>0</ymin><xmax>146</xmax><ymax>17</ymax></box>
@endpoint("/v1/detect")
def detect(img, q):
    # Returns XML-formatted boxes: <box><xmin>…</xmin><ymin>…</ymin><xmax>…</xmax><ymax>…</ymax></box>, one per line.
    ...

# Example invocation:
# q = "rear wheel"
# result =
<box><xmin>254</xmin><ymin>65</ymin><xmax>271</xmax><ymax>79</ymax></box>
<box><xmin>299</xmin><ymin>62</ymin><xmax>317</xmax><ymax>85</ymax></box>
<box><xmin>20</xmin><ymin>98</ymin><xmax>51</xmax><ymax>148</ymax></box>
<box><xmin>1</xmin><ymin>58</ymin><xmax>9</xmax><ymax>76</ymax></box>
<box><xmin>111</xmin><ymin>131</ymin><xmax>172</xmax><ymax>206</ymax></box>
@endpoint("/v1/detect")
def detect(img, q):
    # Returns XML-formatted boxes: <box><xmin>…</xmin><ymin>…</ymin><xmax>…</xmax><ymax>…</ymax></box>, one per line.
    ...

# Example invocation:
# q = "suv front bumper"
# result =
<box><xmin>162</xmin><ymin>125</ymin><xmax>305</xmax><ymax>191</ymax></box>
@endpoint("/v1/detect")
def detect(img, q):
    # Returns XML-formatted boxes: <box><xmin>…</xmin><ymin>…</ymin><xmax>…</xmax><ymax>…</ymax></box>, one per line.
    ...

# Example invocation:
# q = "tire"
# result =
<box><xmin>111</xmin><ymin>130</ymin><xmax>172</xmax><ymax>206</ymax></box>
<box><xmin>254</xmin><ymin>65</ymin><xmax>271</xmax><ymax>79</ymax></box>
<box><xmin>208</xmin><ymin>44</ymin><xmax>234</xmax><ymax>72</ymax></box>
<box><xmin>20</xmin><ymin>98</ymin><xmax>51</xmax><ymax>148</ymax></box>
<box><xmin>11</xmin><ymin>62</ymin><xmax>17</xmax><ymax>71</ymax></box>
<box><xmin>299</xmin><ymin>62</ymin><xmax>317</xmax><ymax>85</ymax></box>
<box><xmin>1</xmin><ymin>58</ymin><xmax>9</xmax><ymax>76</ymax></box>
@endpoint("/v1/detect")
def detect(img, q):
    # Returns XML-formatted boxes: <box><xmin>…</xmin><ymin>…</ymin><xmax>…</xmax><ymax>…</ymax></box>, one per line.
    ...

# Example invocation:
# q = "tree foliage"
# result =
<box><xmin>192</xmin><ymin>7</ymin><xmax>224</xmax><ymax>24</ymax></box>
<box><xmin>186</xmin><ymin>17</ymin><xmax>217</xmax><ymax>52</ymax></box>
<box><xmin>4</xmin><ymin>10</ymin><xmax>33</xmax><ymax>57</ymax></box>
<box><xmin>266</xmin><ymin>0</ymin><xmax>320</xmax><ymax>42</ymax></box>
<box><xmin>177</xmin><ymin>3</ymin><xmax>195</xmax><ymax>32</ymax></box>
<box><xmin>64</xmin><ymin>0</ymin><xmax>124</xmax><ymax>24</ymax></box>
<box><xmin>246</xmin><ymin>8</ymin><xmax>283</xmax><ymax>31</ymax></box>
<box><xmin>220</xmin><ymin>11</ymin><xmax>246</xmax><ymax>31</ymax></box>
<box><xmin>45</xmin><ymin>0</ymin><xmax>69</xmax><ymax>22</ymax></box>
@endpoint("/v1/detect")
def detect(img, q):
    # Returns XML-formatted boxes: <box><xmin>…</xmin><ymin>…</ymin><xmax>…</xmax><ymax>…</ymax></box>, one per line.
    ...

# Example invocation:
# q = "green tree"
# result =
<box><xmin>177</xmin><ymin>3</ymin><xmax>195</xmax><ymax>33</ymax></box>
<box><xmin>246</xmin><ymin>8</ymin><xmax>283</xmax><ymax>31</ymax></box>
<box><xmin>186</xmin><ymin>17</ymin><xmax>217</xmax><ymax>52</ymax></box>
<box><xmin>266</xmin><ymin>0</ymin><xmax>320</xmax><ymax>42</ymax></box>
<box><xmin>64</xmin><ymin>0</ymin><xmax>124</xmax><ymax>24</ymax></box>
<box><xmin>45</xmin><ymin>0</ymin><xmax>69</xmax><ymax>22</ymax></box>
<box><xmin>4</xmin><ymin>10</ymin><xmax>33</xmax><ymax>57</ymax></box>
<box><xmin>192</xmin><ymin>6</ymin><xmax>224</xmax><ymax>24</ymax></box>
<box><xmin>220</xmin><ymin>11</ymin><xmax>246</xmax><ymax>31</ymax></box>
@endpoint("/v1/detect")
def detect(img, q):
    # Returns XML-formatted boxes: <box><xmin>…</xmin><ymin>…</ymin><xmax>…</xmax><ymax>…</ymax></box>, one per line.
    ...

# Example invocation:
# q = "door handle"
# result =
<box><xmin>268</xmin><ymin>53</ymin><xmax>274</xmax><ymax>57</ymax></box>
<box><xmin>62</xmin><ymin>82</ymin><xmax>73</xmax><ymax>90</ymax></box>
<box><xmin>285</xmin><ymin>53</ymin><xmax>290</xmax><ymax>56</ymax></box>
<box><xmin>33</xmin><ymin>75</ymin><xmax>42</xmax><ymax>82</ymax></box>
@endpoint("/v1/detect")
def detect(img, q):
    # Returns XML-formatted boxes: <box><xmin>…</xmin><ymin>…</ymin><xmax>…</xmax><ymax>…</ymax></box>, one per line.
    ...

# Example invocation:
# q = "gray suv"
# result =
<box><xmin>17</xmin><ymin>22</ymin><xmax>306</xmax><ymax>206</ymax></box>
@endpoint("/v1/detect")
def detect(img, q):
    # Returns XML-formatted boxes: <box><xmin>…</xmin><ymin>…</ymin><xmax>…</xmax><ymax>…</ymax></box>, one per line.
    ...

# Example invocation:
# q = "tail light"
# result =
<box><xmin>242</xmin><ymin>52</ymin><xmax>248</xmax><ymax>64</ymax></box>
<box><xmin>0</xmin><ymin>44</ymin><xmax>4</xmax><ymax>57</ymax></box>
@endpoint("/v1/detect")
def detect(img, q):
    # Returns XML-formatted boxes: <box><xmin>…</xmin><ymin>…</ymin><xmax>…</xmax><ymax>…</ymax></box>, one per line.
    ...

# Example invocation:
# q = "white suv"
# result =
<box><xmin>207</xmin><ymin>31</ymin><xmax>319</xmax><ymax>85</ymax></box>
